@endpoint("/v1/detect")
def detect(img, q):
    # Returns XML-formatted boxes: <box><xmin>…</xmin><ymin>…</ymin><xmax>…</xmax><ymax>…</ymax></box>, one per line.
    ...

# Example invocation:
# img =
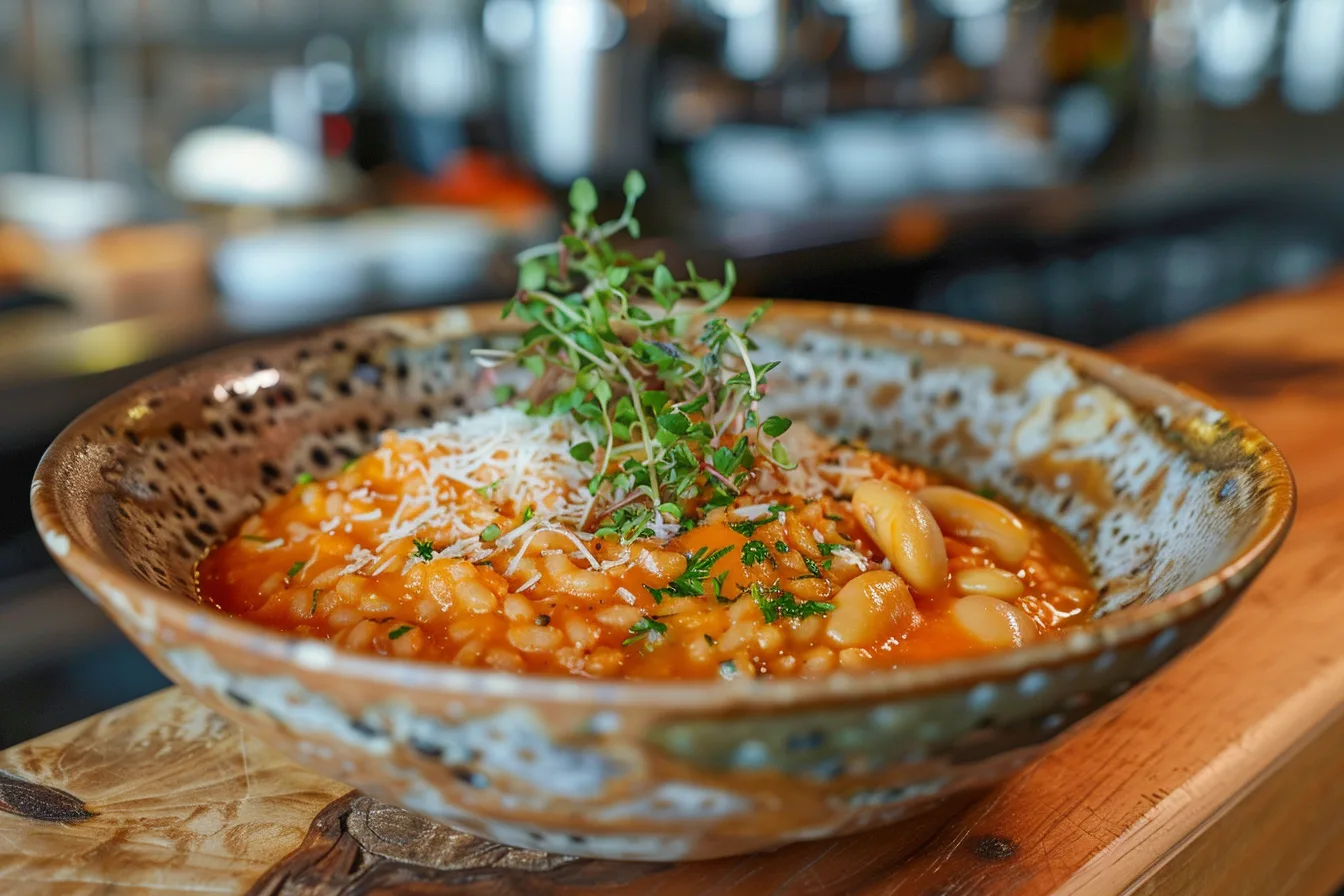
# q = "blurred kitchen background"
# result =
<box><xmin>3</xmin><ymin>0</ymin><xmax>1344</xmax><ymax>745</ymax></box>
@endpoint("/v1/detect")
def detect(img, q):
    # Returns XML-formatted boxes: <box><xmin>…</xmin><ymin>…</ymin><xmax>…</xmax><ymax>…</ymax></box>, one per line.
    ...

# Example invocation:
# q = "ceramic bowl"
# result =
<box><xmin>31</xmin><ymin>302</ymin><xmax>1294</xmax><ymax>861</ymax></box>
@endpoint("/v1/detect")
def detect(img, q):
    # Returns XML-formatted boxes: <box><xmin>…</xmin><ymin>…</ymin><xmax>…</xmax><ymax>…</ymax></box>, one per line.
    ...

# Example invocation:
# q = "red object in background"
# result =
<box><xmin>321</xmin><ymin>115</ymin><xmax>355</xmax><ymax>158</ymax></box>
<box><xmin>392</xmin><ymin>150</ymin><xmax>550</xmax><ymax>225</ymax></box>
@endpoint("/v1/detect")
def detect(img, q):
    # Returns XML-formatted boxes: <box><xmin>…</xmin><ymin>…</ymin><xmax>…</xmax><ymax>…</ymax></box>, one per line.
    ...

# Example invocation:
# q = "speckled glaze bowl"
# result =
<box><xmin>32</xmin><ymin>302</ymin><xmax>1293</xmax><ymax>861</ymax></box>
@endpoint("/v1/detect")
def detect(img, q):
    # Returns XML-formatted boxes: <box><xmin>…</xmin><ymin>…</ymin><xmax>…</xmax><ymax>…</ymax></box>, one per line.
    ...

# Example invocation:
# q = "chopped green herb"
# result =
<box><xmin>751</xmin><ymin>583</ymin><xmax>835</xmax><ymax>624</ymax></box>
<box><xmin>822</xmin><ymin>558</ymin><xmax>833</xmax><ymax>570</ymax></box>
<box><xmin>623</xmin><ymin>615</ymin><xmax>668</xmax><ymax>647</ymax></box>
<box><xmin>704</xmin><ymin>633</ymin><xmax>717</xmax><ymax>647</ymax></box>
<box><xmin>710</xmin><ymin>570</ymin><xmax>731</xmax><ymax>603</ymax></box>
<box><xmin>767</xmin><ymin>502</ymin><xmax>791</xmax><ymax>515</ymax></box>
<box><xmin>774</xmin><ymin>540</ymin><xmax>789</xmax><ymax>553</ymax></box>
<box><xmin>522</xmin><ymin>505</ymin><xmax>535</xmax><ymax>523</ymax></box>
<box><xmin>646</xmin><ymin>545</ymin><xmax>733</xmax><ymax>603</ymax></box>
<box><xmin>341</xmin><ymin>457</ymin><xmax>358</xmax><ymax>472</ymax></box>
<box><xmin>535</xmin><ymin>614</ymin><xmax>551</xmax><ymax>626</ymax></box>
<box><xmin>728</xmin><ymin>518</ymin><xmax>771</xmax><ymax>538</ymax></box>
<box><xmin>286</xmin><ymin>561</ymin><xmax>305</xmax><ymax>578</ymax></box>
<box><xmin>388</xmin><ymin>624</ymin><xmax>414</xmax><ymax>640</ymax></box>
<box><xmin>977</xmin><ymin>486</ymin><xmax>998</xmax><ymax>499</ymax></box>
<box><xmin>816</xmin><ymin>542</ymin><xmax>840</xmax><ymax>557</ymax></box>
<box><xmin>479</xmin><ymin>523</ymin><xmax>502</xmax><ymax>543</ymax></box>
<box><xmin>473</xmin><ymin>479</ymin><xmax>503</xmax><ymax>497</ymax></box>
<box><xmin>740</xmin><ymin>540</ymin><xmax>771</xmax><ymax>567</ymax></box>
<box><xmin>412</xmin><ymin>538</ymin><xmax>435</xmax><ymax>562</ymax></box>
<box><xmin>310</xmin><ymin>589</ymin><xmax>321</xmax><ymax>615</ymax></box>
<box><xmin>295</xmin><ymin>472</ymin><xmax>315</xmax><ymax>486</ymax></box>
<box><xmin>801</xmin><ymin>556</ymin><xmax>822</xmax><ymax>578</ymax></box>
<box><xmin>241</xmin><ymin>534</ymin><xmax>269</xmax><ymax>543</ymax></box>
<box><xmin>824</xmin><ymin>513</ymin><xmax>845</xmax><ymax>522</ymax></box>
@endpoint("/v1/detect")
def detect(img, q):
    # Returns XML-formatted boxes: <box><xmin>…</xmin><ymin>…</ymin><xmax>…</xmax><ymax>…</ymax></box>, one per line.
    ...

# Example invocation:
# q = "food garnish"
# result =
<box><xmin>646</xmin><ymin>545</ymin><xmax>733</xmax><ymax>604</ymax></box>
<box><xmin>750</xmin><ymin>583</ymin><xmax>835</xmax><ymax>624</ymax></box>
<box><xmin>475</xmin><ymin>171</ymin><xmax>793</xmax><ymax>543</ymax></box>
<box><xmin>623</xmin><ymin>615</ymin><xmax>668</xmax><ymax>646</ymax></box>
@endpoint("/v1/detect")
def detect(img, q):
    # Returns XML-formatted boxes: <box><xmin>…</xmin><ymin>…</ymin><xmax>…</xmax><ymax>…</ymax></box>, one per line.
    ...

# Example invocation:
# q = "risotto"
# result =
<box><xmin>196</xmin><ymin>171</ymin><xmax>1097</xmax><ymax>680</ymax></box>
<box><xmin>197</xmin><ymin>408</ymin><xmax>1096</xmax><ymax>680</ymax></box>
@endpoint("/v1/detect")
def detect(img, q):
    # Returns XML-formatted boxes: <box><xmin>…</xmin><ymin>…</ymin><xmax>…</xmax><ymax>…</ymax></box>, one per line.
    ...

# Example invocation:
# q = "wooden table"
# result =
<box><xmin>4</xmin><ymin>283</ymin><xmax>1344</xmax><ymax>896</ymax></box>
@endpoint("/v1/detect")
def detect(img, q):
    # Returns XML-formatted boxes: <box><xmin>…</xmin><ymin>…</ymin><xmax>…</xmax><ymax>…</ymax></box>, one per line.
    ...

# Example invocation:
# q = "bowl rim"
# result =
<box><xmin>31</xmin><ymin>301</ymin><xmax>1297</xmax><ymax>710</ymax></box>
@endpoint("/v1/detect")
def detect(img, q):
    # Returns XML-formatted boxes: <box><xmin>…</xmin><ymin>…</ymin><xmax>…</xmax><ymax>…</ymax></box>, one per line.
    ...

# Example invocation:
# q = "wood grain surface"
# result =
<box><xmin>4</xmin><ymin>282</ymin><xmax>1344</xmax><ymax>895</ymax></box>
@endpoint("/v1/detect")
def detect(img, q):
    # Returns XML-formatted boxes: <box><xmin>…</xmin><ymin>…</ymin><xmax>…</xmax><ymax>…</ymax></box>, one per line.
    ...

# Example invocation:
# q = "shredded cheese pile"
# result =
<box><xmin>322</xmin><ymin>407</ymin><xmax>601</xmax><ymax>575</ymax></box>
<box><xmin>323</xmin><ymin>409</ymin><xmax>864</xmax><ymax>578</ymax></box>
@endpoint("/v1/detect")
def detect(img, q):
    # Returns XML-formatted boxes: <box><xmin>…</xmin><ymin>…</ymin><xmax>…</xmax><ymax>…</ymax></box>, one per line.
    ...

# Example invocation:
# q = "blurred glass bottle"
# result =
<box><xmin>484</xmin><ymin>0</ymin><xmax>659</xmax><ymax>186</ymax></box>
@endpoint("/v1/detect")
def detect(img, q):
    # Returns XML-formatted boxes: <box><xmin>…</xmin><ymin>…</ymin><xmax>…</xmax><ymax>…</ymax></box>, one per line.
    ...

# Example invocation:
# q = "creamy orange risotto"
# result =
<box><xmin>197</xmin><ymin>409</ymin><xmax>1095</xmax><ymax>679</ymax></box>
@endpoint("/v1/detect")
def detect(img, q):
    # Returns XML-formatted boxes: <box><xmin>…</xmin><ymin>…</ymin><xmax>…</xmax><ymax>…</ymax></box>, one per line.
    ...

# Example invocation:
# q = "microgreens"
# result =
<box><xmin>478</xmin><ymin>171</ymin><xmax>793</xmax><ymax>541</ymax></box>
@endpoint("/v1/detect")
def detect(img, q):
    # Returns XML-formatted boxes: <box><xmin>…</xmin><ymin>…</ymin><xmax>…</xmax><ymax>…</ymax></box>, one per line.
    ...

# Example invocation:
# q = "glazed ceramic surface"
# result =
<box><xmin>31</xmin><ymin>302</ymin><xmax>1294</xmax><ymax>861</ymax></box>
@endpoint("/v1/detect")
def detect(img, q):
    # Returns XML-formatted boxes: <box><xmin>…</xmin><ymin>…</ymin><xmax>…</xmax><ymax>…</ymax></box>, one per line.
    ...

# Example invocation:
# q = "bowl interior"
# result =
<box><xmin>36</xmin><ymin>302</ymin><xmax>1291</xmax><ymax>651</ymax></box>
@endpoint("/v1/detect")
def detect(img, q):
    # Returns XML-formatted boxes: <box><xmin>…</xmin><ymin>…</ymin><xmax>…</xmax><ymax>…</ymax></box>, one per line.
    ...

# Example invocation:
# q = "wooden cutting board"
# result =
<box><xmin>4</xmin><ymin>282</ymin><xmax>1344</xmax><ymax>895</ymax></box>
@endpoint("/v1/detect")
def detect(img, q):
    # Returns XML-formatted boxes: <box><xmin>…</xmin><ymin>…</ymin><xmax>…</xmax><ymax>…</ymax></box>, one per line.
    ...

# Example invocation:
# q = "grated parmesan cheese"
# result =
<box><xmin>339</xmin><ymin>546</ymin><xmax>376</xmax><ymax>575</ymax></box>
<box><xmin>377</xmin><ymin>408</ymin><xmax>598</xmax><ymax>561</ymax></box>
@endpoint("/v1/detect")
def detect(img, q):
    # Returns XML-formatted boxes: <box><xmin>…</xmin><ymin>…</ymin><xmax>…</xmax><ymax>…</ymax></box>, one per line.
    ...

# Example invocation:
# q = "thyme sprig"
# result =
<box><xmin>477</xmin><ymin>171</ymin><xmax>794</xmax><ymax>542</ymax></box>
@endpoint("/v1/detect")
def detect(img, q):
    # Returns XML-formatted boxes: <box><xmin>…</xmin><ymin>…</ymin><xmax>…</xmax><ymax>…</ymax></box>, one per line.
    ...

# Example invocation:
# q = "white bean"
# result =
<box><xmin>851</xmin><ymin>480</ymin><xmax>948</xmax><ymax>594</ymax></box>
<box><xmin>950</xmin><ymin>595</ymin><xmax>1038</xmax><ymax>648</ymax></box>
<box><xmin>952</xmin><ymin>567</ymin><xmax>1025</xmax><ymax>600</ymax></box>
<box><xmin>916</xmin><ymin>486</ymin><xmax>1031</xmax><ymax>567</ymax></box>
<box><xmin>825</xmin><ymin>570</ymin><xmax>918</xmax><ymax>648</ymax></box>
